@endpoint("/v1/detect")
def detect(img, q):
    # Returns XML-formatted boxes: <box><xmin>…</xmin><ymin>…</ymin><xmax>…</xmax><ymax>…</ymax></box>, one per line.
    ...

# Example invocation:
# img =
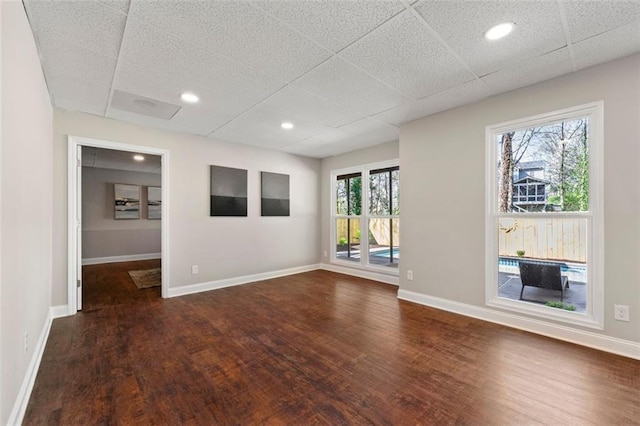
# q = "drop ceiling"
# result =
<box><xmin>82</xmin><ymin>146</ymin><xmax>161</xmax><ymax>174</ymax></box>
<box><xmin>23</xmin><ymin>0</ymin><xmax>640</xmax><ymax>158</ymax></box>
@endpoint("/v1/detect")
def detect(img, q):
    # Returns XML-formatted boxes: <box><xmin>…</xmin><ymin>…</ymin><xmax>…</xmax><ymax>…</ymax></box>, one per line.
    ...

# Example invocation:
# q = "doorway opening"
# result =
<box><xmin>68</xmin><ymin>135</ymin><xmax>170</xmax><ymax>315</ymax></box>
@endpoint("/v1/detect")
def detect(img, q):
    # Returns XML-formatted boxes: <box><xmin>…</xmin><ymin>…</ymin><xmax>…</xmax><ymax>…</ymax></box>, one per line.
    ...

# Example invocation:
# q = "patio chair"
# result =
<box><xmin>518</xmin><ymin>260</ymin><xmax>570</xmax><ymax>302</ymax></box>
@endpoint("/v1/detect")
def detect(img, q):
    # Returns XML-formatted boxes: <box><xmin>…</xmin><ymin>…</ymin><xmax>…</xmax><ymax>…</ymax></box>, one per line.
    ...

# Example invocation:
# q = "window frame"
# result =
<box><xmin>331</xmin><ymin>159</ymin><xmax>400</xmax><ymax>275</ymax></box>
<box><xmin>485</xmin><ymin>102</ymin><xmax>604</xmax><ymax>329</ymax></box>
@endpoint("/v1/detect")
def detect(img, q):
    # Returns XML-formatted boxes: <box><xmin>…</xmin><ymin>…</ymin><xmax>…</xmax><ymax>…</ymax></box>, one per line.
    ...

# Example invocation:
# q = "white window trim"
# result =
<box><xmin>331</xmin><ymin>159</ymin><xmax>400</xmax><ymax>275</ymax></box>
<box><xmin>485</xmin><ymin>101</ymin><xmax>604</xmax><ymax>329</ymax></box>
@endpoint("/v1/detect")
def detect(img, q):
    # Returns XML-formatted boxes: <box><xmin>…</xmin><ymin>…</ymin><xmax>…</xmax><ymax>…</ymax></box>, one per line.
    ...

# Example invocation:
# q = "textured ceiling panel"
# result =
<box><xmin>253</xmin><ymin>0</ymin><xmax>405</xmax><ymax>53</ymax></box>
<box><xmin>572</xmin><ymin>22</ymin><xmax>640</xmax><ymax>71</ymax></box>
<box><xmin>210</xmin><ymin>108</ymin><xmax>335</xmax><ymax>150</ymax></box>
<box><xmin>127</xmin><ymin>1</ymin><xmax>331</xmax><ymax>86</ymax></box>
<box><xmin>35</xmin><ymin>35</ymin><xmax>115</xmax><ymax>115</ymax></box>
<box><xmin>280</xmin><ymin>118</ymin><xmax>398</xmax><ymax>158</ymax></box>
<box><xmin>341</xmin><ymin>10</ymin><xmax>475</xmax><ymax>99</ymax></box>
<box><xmin>415</xmin><ymin>1</ymin><xmax>566</xmax><ymax>77</ymax></box>
<box><xmin>107</xmin><ymin>105</ymin><xmax>222</xmax><ymax>137</ymax></box>
<box><xmin>24</xmin><ymin>0</ymin><xmax>126</xmax><ymax>59</ymax></box>
<box><xmin>480</xmin><ymin>48</ymin><xmax>573</xmax><ymax>94</ymax></box>
<box><xmin>564</xmin><ymin>0</ymin><xmax>640</xmax><ymax>43</ymax></box>
<box><xmin>374</xmin><ymin>79</ymin><xmax>491</xmax><ymax>126</ymax></box>
<box><xmin>114</xmin><ymin>17</ymin><xmax>279</xmax><ymax>129</ymax></box>
<box><xmin>257</xmin><ymin>85</ymin><xmax>365</xmax><ymax>128</ymax></box>
<box><xmin>96</xmin><ymin>0</ymin><xmax>131</xmax><ymax>15</ymax></box>
<box><xmin>82</xmin><ymin>146</ymin><xmax>161</xmax><ymax>174</ymax></box>
<box><xmin>292</xmin><ymin>57</ymin><xmax>412</xmax><ymax>116</ymax></box>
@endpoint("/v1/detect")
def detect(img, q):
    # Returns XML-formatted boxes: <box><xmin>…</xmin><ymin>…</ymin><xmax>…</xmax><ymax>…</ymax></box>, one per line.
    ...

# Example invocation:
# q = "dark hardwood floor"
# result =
<box><xmin>82</xmin><ymin>259</ymin><xmax>161</xmax><ymax>311</ymax></box>
<box><xmin>25</xmin><ymin>270</ymin><xmax>639</xmax><ymax>424</ymax></box>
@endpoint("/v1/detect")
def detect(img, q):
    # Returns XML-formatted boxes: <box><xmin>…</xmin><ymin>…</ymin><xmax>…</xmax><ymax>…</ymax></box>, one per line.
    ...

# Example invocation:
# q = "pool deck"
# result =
<box><xmin>499</xmin><ymin>271</ymin><xmax>586</xmax><ymax>312</ymax></box>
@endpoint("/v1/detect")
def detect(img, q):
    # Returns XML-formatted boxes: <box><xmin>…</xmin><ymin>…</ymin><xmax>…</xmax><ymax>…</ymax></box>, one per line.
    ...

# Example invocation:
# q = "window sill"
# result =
<box><xmin>487</xmin><ymin>296</ymin><xmax>603</xmax><ymax>330</ymax></box>
<box><xmin>329</xmin><ymin>259</ymin><xmax>399</xmax><ymax>277</ymax></box>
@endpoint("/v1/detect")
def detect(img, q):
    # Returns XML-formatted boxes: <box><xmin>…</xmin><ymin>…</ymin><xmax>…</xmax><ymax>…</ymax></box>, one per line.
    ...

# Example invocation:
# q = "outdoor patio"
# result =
<box><xmin>498</xmin><ymin>271</ymin><xmax>586</xmax><ymax>313</ymax></box>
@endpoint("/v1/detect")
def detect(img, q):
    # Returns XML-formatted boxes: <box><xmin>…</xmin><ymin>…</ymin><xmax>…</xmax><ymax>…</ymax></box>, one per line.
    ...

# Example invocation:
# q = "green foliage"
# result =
<box><xmin>545</xmin><ymin>301</ymin><xmax>576</xmax><ymax>311</ymax></box>
<box><xmin>355</xmin><ymin>229</ymin><xmax>361</xmax><ymax>241</ymax></box>
<box><xmin>349</xmin><ymin>177</ymin><xmax>362</xmax><ymax>215</ymax></box>
<box><xmin>338</xmin><ymin>237</ymin><xmax>347</xmax><ymax>245</ymax></box>
<box><xmin>516</xmin><ymin>250</ymin><xmax>525</xmax><ymax>257</ymax></box>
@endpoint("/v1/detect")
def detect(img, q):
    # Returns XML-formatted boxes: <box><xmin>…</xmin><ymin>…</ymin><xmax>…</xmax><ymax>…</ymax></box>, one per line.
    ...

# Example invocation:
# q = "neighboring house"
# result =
<box><xmin>513</xmin><ymin>161</ymin><xmax>550</xmax><ymax>212</ymax></box>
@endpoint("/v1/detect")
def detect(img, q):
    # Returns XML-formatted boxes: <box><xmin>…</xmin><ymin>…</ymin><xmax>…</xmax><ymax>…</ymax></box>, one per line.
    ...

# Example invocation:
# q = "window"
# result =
<box><xmin>332</xmin><ymin>161</ymin><xmax>399</xmax><ymax>271</ymax></box>
<box><xmin>486</xmin><ymin>102</ymin><xmax>603</xmax><ymax>329</ymax></box>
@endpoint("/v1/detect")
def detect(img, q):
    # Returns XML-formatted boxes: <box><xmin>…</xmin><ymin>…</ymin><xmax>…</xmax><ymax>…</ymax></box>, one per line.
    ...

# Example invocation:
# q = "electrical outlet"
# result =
<box><xmin>614</xmin><ymin>304</ymin><xmax>629</xmax><ymax>322</ymax></box>
<box><xmin>24</xmin><ymin>332</ymin><xmax>29</xmax><ymax>354</ymax></box>
<box><xmin>323</xmin><ymin>250</ymin><xmax>328</xmax><ymax>257</ymax></box>
<box><xmin>191</xmin><ymin>265</ymin><xmax>199</xmax><ymax>275</ymax></box>
<box><xmin>407</xmin><ymin>270</ymin><xmax>414</xmax><ymax>281</ymax></box>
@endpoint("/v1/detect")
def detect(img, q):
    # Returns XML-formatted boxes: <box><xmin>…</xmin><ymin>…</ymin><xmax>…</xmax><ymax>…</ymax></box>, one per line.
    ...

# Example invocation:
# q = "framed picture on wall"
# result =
<box><xmin>261</xmin><ymin>172</ymin><xmax>290</xmax><ymax>216</ymax></box>
<box><xmin>210</xmin><ymin>165</ymin><xmax>248</xmax><ymax>216</ymax></box>
<box><xmin>147</xmin><ymin>186</ymin><xmax>161</xmax><ymax>220</ymax></box>
<box><xmin>114</xmin><ymin>183</ymin><xmax>140</xmax><ymax>220</ymax></box>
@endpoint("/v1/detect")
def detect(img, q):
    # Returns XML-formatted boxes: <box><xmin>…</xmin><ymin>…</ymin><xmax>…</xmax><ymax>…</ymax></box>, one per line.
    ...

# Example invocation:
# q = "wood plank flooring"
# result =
<box><xmin>24</xmin><ymin>270</ymin><xmax>640</xmax><ymax>425</ymax></box>
<box><xmin>82</xmin><ymin>259</ymin><xmax>161</xmax><ymax>311</ymax></box>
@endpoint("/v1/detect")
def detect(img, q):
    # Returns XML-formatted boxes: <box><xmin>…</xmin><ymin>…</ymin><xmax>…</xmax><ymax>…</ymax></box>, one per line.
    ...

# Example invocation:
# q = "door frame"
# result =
<box><xmin>67</xmin><ymin>135</ymin><xmax>170</xmax><ymax>315</ymax></box>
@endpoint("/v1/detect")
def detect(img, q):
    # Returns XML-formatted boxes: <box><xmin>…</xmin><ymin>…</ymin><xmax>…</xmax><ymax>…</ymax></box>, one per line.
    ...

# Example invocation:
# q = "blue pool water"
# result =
<box><xmin>499</xmin><ymin>257</ymin><xmax>586</xmax><ymax>273</ymax></box>
<box><xmin>370</xmin><ymin>248</ymin><xmax>400</xmax><ymax>258</ymax></box>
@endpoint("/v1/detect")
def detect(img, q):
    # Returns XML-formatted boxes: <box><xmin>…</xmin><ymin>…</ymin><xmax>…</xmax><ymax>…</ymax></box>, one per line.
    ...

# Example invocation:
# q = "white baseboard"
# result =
<box><xmin>51</xmin><ymin>305</ymin><xmax>69</xmax><ymax>319</ymax></box>
<box><xmin>398</xmin><ymin>289</ymin><xmax>640</xmax><ymax>360</ymax></box>
<box><xmin>320</xmin><ymin>263</ymin><xmax>399</xmax><ymax>286</ymax></box>
<box><xmin>82</xmin><ymin>253</ymin><xmax>161</xmax><ymax>265</ymax></box>
<box><xmin>168</xmin><ymin>264</ymin><xmax>322</xmax><ymax>298</ymax></box>
<box><xmin>7</xmin><ymin>306</ymin><xmax>58</xmax><ymax>425</ymax></box>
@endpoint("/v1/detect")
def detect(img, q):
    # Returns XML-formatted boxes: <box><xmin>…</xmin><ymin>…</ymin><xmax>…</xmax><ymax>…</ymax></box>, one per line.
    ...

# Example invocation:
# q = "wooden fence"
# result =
<box><xmin>499</xmin><ymin>217</ymin><xmax>586</xmax><ymax>262</ymax></box>
<box><xmin>336</xmin><ymin>218</ymin><xmax>399</xmax><ymax>246</ymax></box>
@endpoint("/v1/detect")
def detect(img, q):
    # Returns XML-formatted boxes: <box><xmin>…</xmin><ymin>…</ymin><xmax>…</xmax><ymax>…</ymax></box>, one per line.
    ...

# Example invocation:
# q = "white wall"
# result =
<box><xmin>319</xmin><ymin>141</ymin><xmax>399</xmax><ymax>265</ymax></box>
<box><xmin>400</xmin><ymin>54</ymin><xmax>640</xmax><ymax>343</ymax></box>
<box><xmin>1</xmin><ymin>1</ymin><xmax>53</xmax><ymax>423</ymax></box>
<box><xmin>82</xmin><ymin>167</ymin><xmax>161</xmax><ymax>260</ymax></box>
<box><xmin>53</xmin><ymin>110</ymin><xmax>321</xmax><ymax>305</ymax></box>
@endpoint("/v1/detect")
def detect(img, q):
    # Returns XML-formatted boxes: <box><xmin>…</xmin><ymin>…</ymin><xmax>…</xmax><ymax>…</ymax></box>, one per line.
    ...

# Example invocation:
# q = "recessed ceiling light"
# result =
<box><xmin>180</xmin><ymin>92</ymin><xmax>199</xmax><ymax>103</ymax></box>
<box><xmin>281</xmin><ymin>122</ymin><xmax>294</xmax><ymax>129</ymax></box>
<box><xmin>485</xmin><ymin>22</ymin><xmax>515</xmax><ymax>41</ymax></box>
<box><xmin>133</xmin><ymin>155</ymin><xmax>145</xmax><ymax>161</ymax></box>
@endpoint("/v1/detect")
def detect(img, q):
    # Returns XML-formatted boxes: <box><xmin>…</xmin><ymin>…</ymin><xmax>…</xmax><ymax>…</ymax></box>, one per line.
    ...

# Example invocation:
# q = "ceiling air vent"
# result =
<box><xmin>110</xmin><ymin>90</ymin><xmax>181</xmax><ymax>120</ymax></box>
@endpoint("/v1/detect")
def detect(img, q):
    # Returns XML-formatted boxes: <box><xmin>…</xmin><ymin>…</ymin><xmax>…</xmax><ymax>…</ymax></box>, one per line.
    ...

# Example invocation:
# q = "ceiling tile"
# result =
<box><xmin>281</xmin><ymin>118</ymin><xmax>398</xmax><ymax>158</ymax></box>
<box><xmin>415</xmin><ymin>1</ymin><xmax>566</xmax><ymax>77</ymax></box>
<box><xmin>24</xmin><ymin>0</ymin><xmax>126</xmax><ymax>59</ymax></box>
<box><xmin>114</xmin><ymin>17</ymin><xmax>279</xmax><ymax>130</ymax></box>
<box><xmin>564</xmin><ymin>1</ymin><xmax>640</xmax><ymax>43</ymax></box>
<box><xmin>341</xmin><ymin>10</ymin><xmax>476</xmax><ymax>99</ymax></box>
<box><xmin>96</xmin><ymin>0</ymin><xmax>131</xmax><ymax>15</ymax></box>
<box><xmin>210</xmin><ymin>108</ymin><xmax>335</xmax><ymax>150</ymax></box>
<box><xmin>292</xmin><ymin>57</ymin><xmax>412</xmax><ymax>116</ymax></box>
<box><xmin>107</xmin><ymin>106</ymin><xmax>222</xmax><ymax>137</ymax></box>
<box><xmin>253</xmin><ymin>0</ymin><xmax>405</xmax><ymax>53</ymax></box>
<box><xmin>258</xmin><ymin>85</ymin><xmax>365</xmax><ymax>128</ymax></box>
<box><xmin>374</xmin><ymin>79</ymin><xmax>491</xmax><ymax>126</ymax></box>
<box><xmin>35</xmin><ymin>35</ymin><xmax>115</xmax><ymax>115</ymax></box>
<box><xmin>480</xmin><ymin>48</ymin><xmax>573</xmax><ymax>94</ymax></box>
<box><xmin>572</xmin><ymin>22</ymin><xmax>640</xmax><ymax>70</ymax></box>
<box><xmin>82</xmin><ymin>146</ymin><xmax>161</xmax><ymax>174</ymax></box>
<box><xmin>127</xmin><ymin>1</ymin><xmax>331</xmax><ymax>85</ymax></box>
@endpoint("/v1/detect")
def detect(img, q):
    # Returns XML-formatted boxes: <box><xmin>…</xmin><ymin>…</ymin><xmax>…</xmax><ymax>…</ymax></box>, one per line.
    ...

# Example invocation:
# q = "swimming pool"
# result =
<box><xmin>370</xmin><ymin>247</ymin><xmax>400</xmax><ymax>259</ymax></box>
<box><xmin>499</xmin><ymin>257</ymin><xmax>587</xmax><ymax>283</ymax></box>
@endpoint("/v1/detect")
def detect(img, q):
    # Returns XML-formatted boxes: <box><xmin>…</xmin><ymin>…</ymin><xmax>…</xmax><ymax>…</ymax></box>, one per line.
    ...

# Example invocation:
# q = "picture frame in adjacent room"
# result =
<box><xmin>261</xmin><ymin>171</ymin><xmax>290</xmax><ymax>217</ymax></box>
<box><xmin>114</xmin><ymin>183</ymin><xmax>140</xmax><ymax>220</ymax></box>
<box><xmin>147</xmin><ymin>186</ymin><xmax>161</xmax><ymax>220</ymax></box>
<box><xmin>210</xmin><ymin>165</ymin><xmax>248</xmax><ymax>216</ymax></box>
